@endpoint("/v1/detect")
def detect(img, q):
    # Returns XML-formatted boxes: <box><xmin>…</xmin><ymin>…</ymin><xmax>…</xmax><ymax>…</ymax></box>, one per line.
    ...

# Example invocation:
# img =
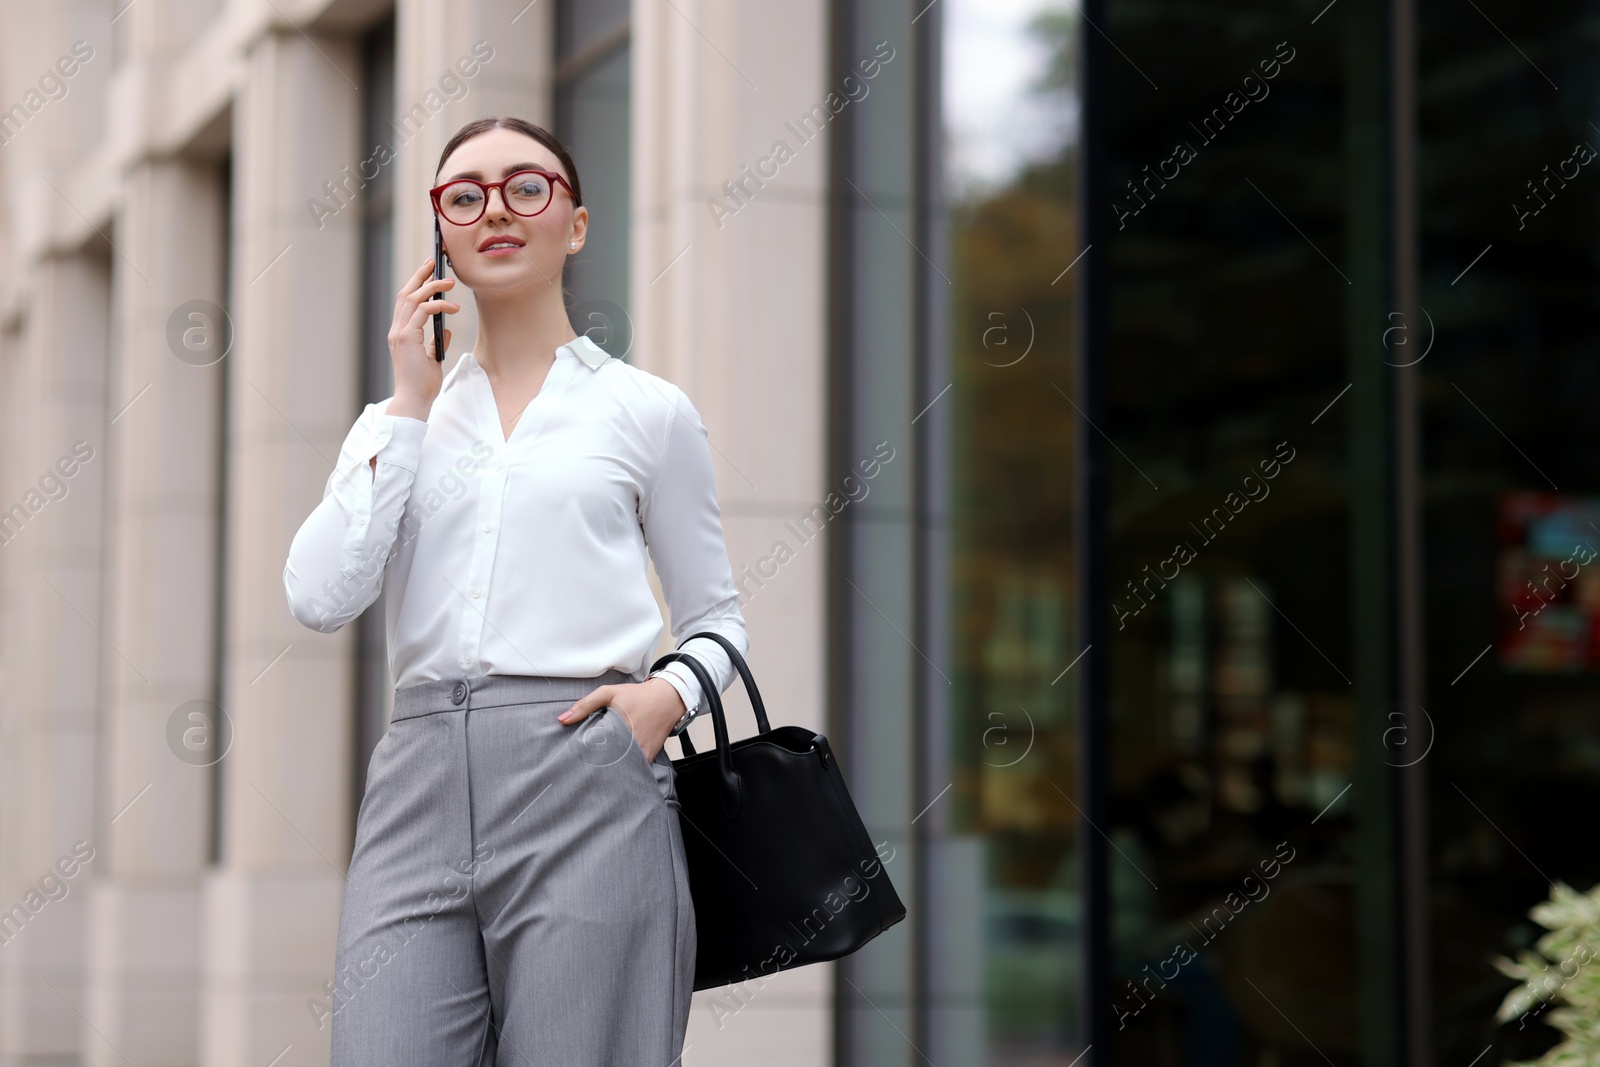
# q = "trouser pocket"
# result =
<box><xmin>600</xmin><ymin>707</ymin><xmax>677</xmax><ymax>807</ymax></box>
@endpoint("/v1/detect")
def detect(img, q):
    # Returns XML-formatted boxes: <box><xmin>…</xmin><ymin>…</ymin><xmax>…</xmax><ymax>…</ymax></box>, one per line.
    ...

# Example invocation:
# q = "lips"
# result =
<box><xmin>477</xmin><ymin>235</ymin><xmax>525</xmax><ymax>252</ymax></box>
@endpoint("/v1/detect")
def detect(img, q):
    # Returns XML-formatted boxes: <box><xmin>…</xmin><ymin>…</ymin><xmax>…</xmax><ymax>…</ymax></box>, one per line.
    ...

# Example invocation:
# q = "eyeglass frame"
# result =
<box><xmin>428</xmin><ymin>167</ymin><xmax>579</xmax><ymax>226</ymax></box>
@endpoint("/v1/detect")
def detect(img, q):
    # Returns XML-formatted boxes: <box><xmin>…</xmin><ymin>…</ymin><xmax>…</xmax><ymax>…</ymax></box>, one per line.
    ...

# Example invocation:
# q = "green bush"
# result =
<box><xmin>1495</xmin><ymin>881</ymin><xmax>1600</xmax><ymax>1066</ymax></box>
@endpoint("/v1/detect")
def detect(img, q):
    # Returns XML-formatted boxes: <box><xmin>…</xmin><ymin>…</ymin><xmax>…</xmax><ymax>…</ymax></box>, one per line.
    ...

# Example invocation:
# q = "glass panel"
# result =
<box><xmin>557</xmin><ymin>0</ymin><xmax>629</xmax><ymax>61</ymax></box>
<box><xmin>934</xmin><ymin>1</ymin><xmax>1082</xmax><ymax>1063</ymax></box>
<box><xmin>836</xmin><ymin>3</ymin><xmax>919</xmax><ymax>1064</ymax></box>
<box><xmin>359</xmin><ymin>16</ymin><xmax>396</xmax><ymax>406</ymax></box>
<box><xmin>1101</xmin><ymin>3</ymin><xmax>1383</xmax><ymax>1064</ymax></box>
<box><xmin>556</xmin><ymin>43</ymin><xmax>632</xmax><ymax>359</ymax></box>
<box><xmin>211</xmin><ymin>151</ymin><xmax>233</xmax><ymax>866</ymax></box>
<box><xmin>1418</xmin><ymin>2</ymin><xmax>1600</xmax><ymax>1062</ymax></box>
<box><xmin>355</xmin><ymin>14</ymin><xmax>396</xmax><ymax>816</ymax></box>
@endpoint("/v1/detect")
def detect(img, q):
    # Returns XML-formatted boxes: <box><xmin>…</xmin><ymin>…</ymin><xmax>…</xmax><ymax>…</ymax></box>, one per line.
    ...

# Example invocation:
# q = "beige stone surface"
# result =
<box><xmin>0</xmin><ymin>2</ymin><xmax>834</xmax><ymax>1064</ymax></box>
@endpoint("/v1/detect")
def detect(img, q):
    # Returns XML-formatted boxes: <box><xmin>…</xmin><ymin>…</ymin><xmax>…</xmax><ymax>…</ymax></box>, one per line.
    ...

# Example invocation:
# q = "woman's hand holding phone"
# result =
<box><xmin>387</xmin><ymin>257</ymin><xmax>459</xmax><ymax>422</ymax></box>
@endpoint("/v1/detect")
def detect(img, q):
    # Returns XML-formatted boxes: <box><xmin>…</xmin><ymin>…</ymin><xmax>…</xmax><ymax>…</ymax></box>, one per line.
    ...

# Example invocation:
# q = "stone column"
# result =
<box><xmin>198</xmin><ymin>26</ymin><xmax>362</xmax><ymax>1067</ymax></box>
<box><xmin>78</xmin><ymin>0</ymin><xmax>231</xmax><ymax>1059</ymax></box>
<box><xmin>0</xmin><ymin>1</ymin><xmax>114</xmax><ymax>1058</ymax></box>
<box><xmin>80</xmin><ymin>155</ymin><xmax>227</xmax><ymax>1067</ymax></box>
<box><xmin>0</xmin><ymin>251</ymin><xmax>112</xmax><ymax>1060</ymax></box>
<box><xmin>632</xmin><ymin>1</ymin><xmax>832</xmax><ymax>1061</ymax></box>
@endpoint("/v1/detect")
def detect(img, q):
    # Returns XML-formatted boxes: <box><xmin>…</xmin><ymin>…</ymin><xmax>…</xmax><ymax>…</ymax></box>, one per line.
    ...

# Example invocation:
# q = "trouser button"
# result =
<box><xmin>451</xmin><ymin>681</ymin><xmax>468</xmax><ymax>705</ymax></box>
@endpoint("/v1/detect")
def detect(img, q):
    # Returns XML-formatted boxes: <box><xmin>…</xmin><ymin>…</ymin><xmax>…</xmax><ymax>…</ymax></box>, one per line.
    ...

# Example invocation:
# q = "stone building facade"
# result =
<box><xmin>0</xmin><ymin>1</ymin><xmax>832</xmax><ymax>1064</ymax></box>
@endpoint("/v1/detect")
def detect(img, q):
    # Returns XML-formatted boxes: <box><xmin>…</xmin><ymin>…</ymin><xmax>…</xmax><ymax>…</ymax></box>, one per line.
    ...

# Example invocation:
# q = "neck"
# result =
<box><xmin>469</xmin><ymin>271</ymin><xmax>577</xmax><ymax>381</ymax></box>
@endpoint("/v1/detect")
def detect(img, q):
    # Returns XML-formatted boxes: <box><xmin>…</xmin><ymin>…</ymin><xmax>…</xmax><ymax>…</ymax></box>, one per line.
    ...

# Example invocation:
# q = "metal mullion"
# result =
<box><xmin>1076</xmin><ymin>0</ymin><xmax>1112</xmax><ymax>1057</ymax></box>
<box><xmin>825</xmin><ymin>0</ymin><xmax>855</xmax><ymax>1059</ymax></box>
<box><xmin>1390</xmin><ymin>0</ymin><xmax>1432</xmax><ymax>1060</ymax></box>
<box><xmin>909</xmin><ymin>0</ymin><xmax>940</xmax><ymax>1055</ymax></box>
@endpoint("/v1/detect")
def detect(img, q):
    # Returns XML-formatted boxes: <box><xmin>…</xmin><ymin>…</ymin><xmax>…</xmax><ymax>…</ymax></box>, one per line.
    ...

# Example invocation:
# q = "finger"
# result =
<box><xmin>408</xmin><ymin>307</ymin><xmax>461</xmax><ymax>341</ymax></box>
<box><xmin>393</xmin><ymin>269</ymin><xmax>449</xmax><ymax>329</ymax></box>
<box><xmin>404</xmin><ymin>277</ymin><xmax>456</xmax><ymax>307</ymax></box>
<box><xmin>406</xmin><ymin>300</ymin><xmax>462</xmax><ymax>332</ymax></box>
<box><xmin>426</xmin><ymin>327</ymin><xmax>454</xmax><ymax>361</ymax></box>
<box><xmin>415</xmin><ymin>295</ymin><xmax>460</xmax><ymax>315</ymax></box>
<box><xmin>557</xmin><ymin>687</ymin><xmax>616</xmax><ymax>724</ymax></box>
<box><xmin>399</xmin><ymin>258</ymin><xmax>435</xmax><ymax>294</ymax></box>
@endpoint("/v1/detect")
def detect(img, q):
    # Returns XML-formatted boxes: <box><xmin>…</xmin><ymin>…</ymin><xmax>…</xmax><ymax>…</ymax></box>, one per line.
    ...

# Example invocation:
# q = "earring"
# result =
<box><xmin>569</xmin><ymin>240</ymin><xmax>577</xmax><ymax>249</ymax></box>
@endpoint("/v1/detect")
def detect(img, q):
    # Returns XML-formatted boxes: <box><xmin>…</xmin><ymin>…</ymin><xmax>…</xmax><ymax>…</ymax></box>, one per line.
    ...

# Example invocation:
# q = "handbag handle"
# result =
<box><xmin>650</xmin><ymin>649</ymin><xmax>743</xmax><ymax>820</ymax></box>
<box><xmin>678</xmin><ymin>631</ymin><xmax>771</xmax><ymax>732</ymax></box>
<box><xmin>662</xmin><ymin>631</ymin><xmax>768</xmax><ymax>758</ymax></box>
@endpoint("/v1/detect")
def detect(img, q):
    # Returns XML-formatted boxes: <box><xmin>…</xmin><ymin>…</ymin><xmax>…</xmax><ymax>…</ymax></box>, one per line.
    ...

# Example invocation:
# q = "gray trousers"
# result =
<box><xmin>329</xmin><ymin>670</ymin><xmax>696</xmax><ymax>1066</ymax></box>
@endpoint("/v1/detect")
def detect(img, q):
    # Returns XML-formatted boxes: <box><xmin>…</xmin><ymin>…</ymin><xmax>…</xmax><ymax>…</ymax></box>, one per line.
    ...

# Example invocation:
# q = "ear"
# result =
<box><xmin>569</xmin><ymin>204</ymin><xmax>589</xmax><ymax>247</ymax></box>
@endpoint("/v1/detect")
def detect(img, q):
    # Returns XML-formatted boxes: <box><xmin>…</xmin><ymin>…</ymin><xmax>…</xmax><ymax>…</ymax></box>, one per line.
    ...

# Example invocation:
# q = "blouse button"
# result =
<box><xmin>482</xmin><ymin>523</ymin><xmax>493</xmax><ymax>533</ymax></box>
<box><xmin>470</xmin><ymin>588</ymin><xmax>483</xmax><ymax>599</ymax></box>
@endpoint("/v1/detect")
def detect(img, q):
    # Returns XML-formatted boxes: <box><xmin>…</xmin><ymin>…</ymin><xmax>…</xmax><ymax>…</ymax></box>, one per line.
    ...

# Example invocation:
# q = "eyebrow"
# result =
<box><xmin>445</xmin><ymin>162</ymin><xmax>550</xmax><ymax>181</ymax></box>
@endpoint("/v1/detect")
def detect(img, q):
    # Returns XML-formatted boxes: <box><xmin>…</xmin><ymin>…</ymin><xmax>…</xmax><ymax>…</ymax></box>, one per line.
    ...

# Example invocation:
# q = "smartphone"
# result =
<box><xmin>432</xmin><ymin>218</ymin><xmax>448</xmax><ymax>363</ymax></box>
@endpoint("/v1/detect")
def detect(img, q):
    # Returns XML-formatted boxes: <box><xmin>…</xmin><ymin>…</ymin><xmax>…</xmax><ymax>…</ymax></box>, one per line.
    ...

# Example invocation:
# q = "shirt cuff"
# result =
<box><xmin>377</xmin><ymin>415</ymin><xmax>427</xmax><ymax>472</ymax></box>
<box><xmin>650</xmin><ymin>667</ymin><xmax>700</xmax><ymax>733</ymax></box>
<box><xmin>336</xmin><ymin>415</ymin><xmax>426</xmax><ymax>579</ymax></box>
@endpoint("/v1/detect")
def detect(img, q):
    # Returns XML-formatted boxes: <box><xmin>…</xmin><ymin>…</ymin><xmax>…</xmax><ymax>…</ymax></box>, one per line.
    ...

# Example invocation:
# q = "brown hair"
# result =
<box><xmin>434</xmin><ymin>116</ymin><xmax>583</xmax><ymax>208</ymax></box>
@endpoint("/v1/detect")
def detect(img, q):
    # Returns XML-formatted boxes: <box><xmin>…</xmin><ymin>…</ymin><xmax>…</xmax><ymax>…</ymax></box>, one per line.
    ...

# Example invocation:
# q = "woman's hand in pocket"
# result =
<box><xmin>557</xmin><ymin>678</ymin><xmax>686</xmax><ymax>761</ymax></box>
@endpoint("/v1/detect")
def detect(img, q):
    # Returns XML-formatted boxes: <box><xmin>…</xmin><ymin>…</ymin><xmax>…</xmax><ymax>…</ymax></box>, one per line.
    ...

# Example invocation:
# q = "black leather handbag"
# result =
<box><xmin>650</xmin><ymin>631</ymin><xmax>907</xmax><ymax>991</ymax></box>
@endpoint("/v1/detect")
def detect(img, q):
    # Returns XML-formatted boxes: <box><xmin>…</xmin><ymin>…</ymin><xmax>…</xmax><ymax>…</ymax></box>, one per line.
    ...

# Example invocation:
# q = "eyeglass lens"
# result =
<box><xmin>437</xmin><ymin>172</ymin><xmax>553</xmax><ymax>224</ymax></box>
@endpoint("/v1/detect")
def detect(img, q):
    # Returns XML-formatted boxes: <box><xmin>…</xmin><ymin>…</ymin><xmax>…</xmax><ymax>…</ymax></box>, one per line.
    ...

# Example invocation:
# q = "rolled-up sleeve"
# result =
<box><xmin>639</xmin><ymin>385</ymin><xmax>749</xmax><ymax>729</ymax></box>
<box><xmin>283</xmin><ymin>400</ymin><xmax>428</xmax><ymax>633</ymax></box>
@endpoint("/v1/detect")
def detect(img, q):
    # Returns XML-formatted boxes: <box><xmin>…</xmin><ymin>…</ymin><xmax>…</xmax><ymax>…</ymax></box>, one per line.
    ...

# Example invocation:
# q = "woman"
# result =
<box><xmin>283</xmin><ymin>116</ymin><xmax>747</xmax><ymax>1066</ymax></box>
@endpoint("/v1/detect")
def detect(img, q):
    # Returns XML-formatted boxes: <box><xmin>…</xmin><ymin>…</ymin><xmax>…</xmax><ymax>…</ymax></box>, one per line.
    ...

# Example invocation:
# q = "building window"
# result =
<box><xmin>555</xmin><ymin>0</ymin><xmax>631</xmax><ymax>358</ymax></box>
<box><xmin>836</xmin><ymin>0</ymin><xmax>1087</xmax><ymax>1056</ymax></box>
<box><xmin>1095</xmin><ymin>4</ymin><xmax>1385</xmax><ymax>1062</ymax></box>
<box><xmin>937</xmin><ymin>2</ymin><xmax>1083</xmax><ymax>1060</ymax></box>
<box><xmin>1418</xmin><ymin>4</ymin><xmax>1600</xmax><ymax>1063</ymax></box>
<box><xmin>831</xmin><ymin>0</ymin><xmax>945</xmax><ymax>1061</ymax></box>
<box><xmin>354</xmin><ymin>12</ymin><xmax>396</xmax><ymax>815</ymax></box>
<box><xmin>839</xmin><ymin>0</ymin><xmax>1600</xmax><ymax>1063</ymax></box>
<box><xmin>211</xmin><ymin>151</ymin><xmax>233</xmax><ymax>866</ymax></box>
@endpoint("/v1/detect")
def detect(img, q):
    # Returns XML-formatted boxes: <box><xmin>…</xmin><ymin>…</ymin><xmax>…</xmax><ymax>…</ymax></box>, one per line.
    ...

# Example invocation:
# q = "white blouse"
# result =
<box><xmin>282</xmin><ymin>333</ymin><xmax>747</xmax><ymax>730</ymax></box>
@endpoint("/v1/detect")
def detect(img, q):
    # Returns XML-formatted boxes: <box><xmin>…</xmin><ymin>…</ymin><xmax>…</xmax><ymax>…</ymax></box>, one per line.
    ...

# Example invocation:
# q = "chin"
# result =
<box><xmin>463</xmin><ymin>266</ymin><xmax>559</xmax><ymax>294</ymax></box>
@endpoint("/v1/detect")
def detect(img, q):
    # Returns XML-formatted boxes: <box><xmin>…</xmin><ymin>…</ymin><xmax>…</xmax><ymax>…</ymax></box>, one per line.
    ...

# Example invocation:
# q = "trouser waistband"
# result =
<box><xmin>392</xmin><ymin>669</ymin><xmax>637</xmax><ymax>722</ymax></box>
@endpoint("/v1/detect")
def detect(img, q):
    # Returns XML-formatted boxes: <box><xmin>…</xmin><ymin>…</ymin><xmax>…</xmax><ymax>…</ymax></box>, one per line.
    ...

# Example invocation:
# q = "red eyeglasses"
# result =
<box><xmin>429</xmin><ymin>168</ymin><xmax>578</xmax><ymax>226</ymax></box>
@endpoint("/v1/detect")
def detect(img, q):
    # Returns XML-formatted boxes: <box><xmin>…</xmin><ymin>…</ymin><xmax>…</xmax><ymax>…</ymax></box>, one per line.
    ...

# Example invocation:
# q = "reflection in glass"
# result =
<box><xmin>1101</xmin><ymin>3</ymin><xmax>1364</xmax><ymax>1063</ymax></box>
<box><xmin>1418</xmin><ymin>1</ymin><xmax>1600</xmax><ymax>1060</ymax></box>
<box><xmin>939</xmin><ymin>1</ymin><xmax>1083</xmax><ymax>1061</ymax></box>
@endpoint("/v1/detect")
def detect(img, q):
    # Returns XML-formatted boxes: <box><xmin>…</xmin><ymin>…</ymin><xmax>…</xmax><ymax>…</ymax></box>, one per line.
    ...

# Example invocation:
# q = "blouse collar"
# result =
<box><xmin>561</xmin><ymin>333</ymin><xmax>612</xmax><ymax>370</ymax></box>
<box><xmin>442</xmin><ymin>334</ymin><xmax>611</xmax><ymax>396</ymax></box>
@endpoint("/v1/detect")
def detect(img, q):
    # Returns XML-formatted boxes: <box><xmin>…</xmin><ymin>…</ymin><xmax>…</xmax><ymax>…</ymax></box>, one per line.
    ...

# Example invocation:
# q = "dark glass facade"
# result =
<box><xmin>1098</xmin><ymin>2</ymin><xmax>1392</xmax><ymax>1062</ymax></box>
<box><xmin>555</xmin><ymin>0</ymin><xmax>632</xmax><ymax>358</ymax></box>
<box><xmin>1418</xmin><ymin>1</ymin><xmax>1600</xmax><ymax>1062</ymax></box>
<box><xmin>355</xmin><ymin>13</ymin><xmax>397</xmax><ymax>821</ymax></box>
<box><xmin>832</xmin><ymin>0</ymin><xmax>1600</xmax><ymax>1064</ymax></box>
